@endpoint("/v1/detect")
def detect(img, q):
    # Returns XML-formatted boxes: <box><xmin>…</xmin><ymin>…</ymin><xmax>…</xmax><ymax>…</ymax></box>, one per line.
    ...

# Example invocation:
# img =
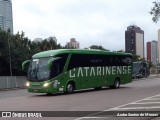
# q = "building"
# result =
<box><xmin>125</xmin><ymin>25</ymin><xmax>144</xmax><ymax>58</ymax></box>
<box><xmin>147</xmin><ymin>42</ymin><xmax>151</xmax><ymax>63</ymax></box>
<box><xmin>0</xmin><ymin>15</ymin><xmax>4</xmax><ymax>30</ymax></box>
<box><xmin>147</xmin><ymin>40</ymin><xmax>158</xmax><ymax>66</ymax></box>
<box><xmin>33</xmin><ymin>38</ymin><xmax>43</xmax><ymax>42</ymax></box>
<box><xmin>66</xmin><ymin>38</ymin><xmax>80</xmax><ymax>49</ymax></box>
<box><xmin>34</xmin><ymin>36</ymin><xmax>57</xmax><ymax>43</ymax></box>
<box><xmin>0</xmin><ymin>0</ymin><xmax>13</xmax><ymax>34</ymax></box>
<box><xmin>158</xmin><ymin>29</ymin><xmax>160</xmax><ymax>63</ymax></box>
<box><xmin>151</xmin><ymin>40</ymin><xmax>159</xmax><ymax>65</ymax></box>
<box><xmin>46</xmin><ymin>36</ymin><xmax>57</xmax><ymax>43</ymax></box>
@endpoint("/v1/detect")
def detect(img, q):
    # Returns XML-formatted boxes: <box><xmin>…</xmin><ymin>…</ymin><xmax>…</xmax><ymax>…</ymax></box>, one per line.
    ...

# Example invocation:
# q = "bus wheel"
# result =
<box><xmin>110</xmin><ymin>79</ymin><xmax>120</xmax><ymax>89</ymax></box>
<box><xmin>94</xmin><ymin>87</ymin><xmax>102</xmax><ymax>90</ymax></box>
<box><xmin>46</xmin><ymin>93</ymin><xmax>52</xmax><ymax>96</ymax></box>
<box><xmin>66</xmin><ymin>83</ymin><xmax>74</xmax><ymax>93</ymax></box>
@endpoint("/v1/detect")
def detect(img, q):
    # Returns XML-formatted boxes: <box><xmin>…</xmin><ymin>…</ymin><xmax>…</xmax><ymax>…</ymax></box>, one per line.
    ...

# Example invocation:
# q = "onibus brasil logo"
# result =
<box><xmin>1</xmin><ymin>112</ymin><xmax>42</xmax><ymax>118</ymax></box>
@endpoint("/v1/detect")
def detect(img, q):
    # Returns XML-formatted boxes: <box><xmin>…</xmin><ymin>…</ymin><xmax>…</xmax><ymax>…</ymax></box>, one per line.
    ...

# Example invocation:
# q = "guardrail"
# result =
<box><xmin>0</xmin><ymin>76</ymin><xmax>27</xmax><ymax>89</ymax></box>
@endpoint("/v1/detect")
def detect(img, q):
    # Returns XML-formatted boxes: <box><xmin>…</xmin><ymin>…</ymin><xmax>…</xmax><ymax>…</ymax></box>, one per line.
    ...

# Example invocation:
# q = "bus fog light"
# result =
<box><xmin>53</xmin><ymin>80</ymin><xmax>59</xmax><ymax>88</ymax></box>
<box><xmin>26</xmin><ymin>82</ymin><xmax>30</xmax><ymax>87</ymax></box>
<box><xmin>43</xmin><ymin>83</ymin><xmax>49</xmax><ymax>87</ymax></box>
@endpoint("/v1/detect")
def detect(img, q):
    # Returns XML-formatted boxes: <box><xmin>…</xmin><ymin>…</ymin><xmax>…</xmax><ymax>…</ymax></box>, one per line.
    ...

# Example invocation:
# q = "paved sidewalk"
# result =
<box><xmin>149</xmin><ymin>74</ymin><xmax>160</xmax><ymax>78</ymax></box>
<box><xmin>0</xmin><ymin>88</ymin><xmax>26</xmax><ymax>92</ymax></box>
<box><xmin>150</xmin><ymin>117</ymin><xmax>160</xmax><ymax>120</ymax></box>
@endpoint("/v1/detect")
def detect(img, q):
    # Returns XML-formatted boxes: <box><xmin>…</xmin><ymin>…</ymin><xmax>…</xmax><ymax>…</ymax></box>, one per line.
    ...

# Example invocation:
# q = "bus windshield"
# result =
<box><xmin>133</xmin><ymin>62</ymin><xmax>141</xmax><ymax>70</ymax></box>
<box><xmin>28</xmin><ymin>57</ymin><xmax>57</xmax><ymax>82</ymax></box>
<box><xmin>27</xmin><ymin>54</ymin><xmax>68</xmax><ymax>82</ymax></box>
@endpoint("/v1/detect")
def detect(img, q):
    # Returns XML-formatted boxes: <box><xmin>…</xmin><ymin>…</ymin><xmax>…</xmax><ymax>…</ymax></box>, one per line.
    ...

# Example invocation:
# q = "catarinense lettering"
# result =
<box><xmin>69</xmin><ymin>66</ymin><xmax>132</xmax><ymax>78</ymax></box>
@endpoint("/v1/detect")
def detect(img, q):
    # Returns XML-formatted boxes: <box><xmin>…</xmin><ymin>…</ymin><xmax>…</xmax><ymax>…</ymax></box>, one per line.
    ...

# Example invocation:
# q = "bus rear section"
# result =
<box><xmin>65</xmin><ymin>53</ymin><xmax>132</xmax><ymax>92</ymax></box>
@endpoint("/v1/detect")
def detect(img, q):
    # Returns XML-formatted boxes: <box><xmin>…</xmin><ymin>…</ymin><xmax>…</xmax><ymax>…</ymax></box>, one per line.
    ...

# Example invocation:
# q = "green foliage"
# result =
<box><xmin>149</xmin><ymin>61</ymin><xmax>154</xmax><ymax>68</ymax></box>
<box><xmin>132</xmin><ymin>54</ymin><xmax>141</xmax><ymax>62</ymax></box>
<box><xmin>0</xmin><ymin>30</ymin><xmax>63</xmax><ymax>76</ymax></box>
<box><xmin>150</xmin><ymin>1</ymin><xmax>160</xmax><ymax>23</ymax></box>
<box><xmin>89</xmin><ymin>45</ymin><xmax>109</xmax><ymax>51</ymax></box>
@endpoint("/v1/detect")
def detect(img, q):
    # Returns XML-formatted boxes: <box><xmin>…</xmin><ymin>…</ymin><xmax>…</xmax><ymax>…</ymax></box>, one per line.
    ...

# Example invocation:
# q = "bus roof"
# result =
<box><xmin>32</xmin><ymin>49</ymin><xmax>132</xmax><ymax>58</ymax></box>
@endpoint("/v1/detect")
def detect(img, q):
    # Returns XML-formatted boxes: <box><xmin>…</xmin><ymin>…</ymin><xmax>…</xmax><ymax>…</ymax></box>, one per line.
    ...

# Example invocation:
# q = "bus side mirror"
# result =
<box><xmin>47</xmin><ymin>58</ymin><xmax>54</xmax><ymax>70</ymax></box>
<box><xmin>22</xmin><ymin>60</ymin><xmax>30</xmax><ymax>71</ymax></box>
<box><xmin>47</xmin><ymin>57</ymin><xmax>61</xmax><ymax>69</ymax></box>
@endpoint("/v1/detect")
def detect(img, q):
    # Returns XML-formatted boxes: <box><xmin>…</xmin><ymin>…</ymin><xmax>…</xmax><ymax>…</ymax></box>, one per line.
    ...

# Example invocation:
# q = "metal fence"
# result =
<box><xmin>0</xmin><ymin>76</ymin><xmax>27</xmax><ymax>89</ymax></box>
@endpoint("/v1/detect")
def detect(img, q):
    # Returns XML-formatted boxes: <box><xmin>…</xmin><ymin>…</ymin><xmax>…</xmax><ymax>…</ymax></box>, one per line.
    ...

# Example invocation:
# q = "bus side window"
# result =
<box><xmin>104</xmin><ymin>55</ymin><xmax>114</xmax><ymax>66</ymax></box>
<box><xmin>122</xmin><ymin>56</ymin><xmax>132</xmax><ymax>65</ymax></box>
<box><xmin>55</xmin><ymin>54</ymin><xmax>69</xmax><ymax>72</ymax></box>
<box><xmin>90</xmin><ymin>57</ymin><xmax>103</xmax><ymax>66</ymax></box>
<box><xmin>50</xmin><ymin>54</ymin><xmax>68</xmax><ymax>78</ymax></box>
<box><xmin>50</xmin><ymin>61</ymin><xmax>60</xmax><ymax>78</ymax></box>
<box><xmin>68</xmin><ymin>54</ymin><xmax>93</xmax><ymax>70</ymax></box>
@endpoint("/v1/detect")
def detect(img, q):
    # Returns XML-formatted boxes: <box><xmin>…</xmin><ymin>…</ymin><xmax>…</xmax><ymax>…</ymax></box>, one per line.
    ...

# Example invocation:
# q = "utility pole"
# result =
<box><xmin>6</xmin><ymin>30</ymin><xmax>12</xmax><ymax>76</ymax></box>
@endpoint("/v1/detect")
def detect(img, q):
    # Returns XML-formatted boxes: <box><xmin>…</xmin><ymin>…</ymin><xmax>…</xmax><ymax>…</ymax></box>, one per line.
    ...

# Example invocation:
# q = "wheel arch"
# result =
<box><xmin>109</xmin><ymin>77</ymin><xmax>121</xmax><ymax>89</ymax></box>
<box><xmin>67</xmin><ymin>80</ymin><xmax>76</xmax><ymax>90</ymax></box>
<box><xmin>115</xmin><ymin>77</ymin><xmax>121</xmax><ymax>84</ymax></box>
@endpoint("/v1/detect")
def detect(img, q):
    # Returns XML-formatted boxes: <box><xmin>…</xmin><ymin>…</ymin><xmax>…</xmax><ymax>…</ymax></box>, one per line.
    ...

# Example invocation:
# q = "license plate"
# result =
<box><xmin>32</xmin><ymin>83</ymin><xmax>40</xmax><ymax>86</ymax></box>
<box><xmin>34</xmin><ymin>90</ymin><xmax>38</xmax><ymax>92</ymax></box>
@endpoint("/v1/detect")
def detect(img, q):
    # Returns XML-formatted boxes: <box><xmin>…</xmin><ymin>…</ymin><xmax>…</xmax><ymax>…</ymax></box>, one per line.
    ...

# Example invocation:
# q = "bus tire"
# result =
<box><xmin>46</xmin><ymin>93</ymin><xmax>52</xmax><ymax>95</ymax></box>
<box><xmin>66</xmin><ymin>82</ymin><xmax>74</xmax><ymax>94</ymax></box>
<box><xmin>110</xmin><ymin>79</ymin><xmax>120</xmax><ymax>89</ymax></box>
<box><xmin>94</xmin><ymin>87</ymin><xmax>102</xmax><ymax>90</ymax></box>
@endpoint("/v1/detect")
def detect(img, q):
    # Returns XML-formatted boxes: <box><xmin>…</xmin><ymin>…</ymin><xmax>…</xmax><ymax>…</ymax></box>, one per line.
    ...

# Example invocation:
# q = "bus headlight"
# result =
<box><xmin>26</xmin><ymin>82</ymin><xmax>30</xmax><ymax>87</ymax></box>
<box><xmin>43</xmin><ymin>83</ymin><xmax>49</xmax><ymax>87</ymax></box>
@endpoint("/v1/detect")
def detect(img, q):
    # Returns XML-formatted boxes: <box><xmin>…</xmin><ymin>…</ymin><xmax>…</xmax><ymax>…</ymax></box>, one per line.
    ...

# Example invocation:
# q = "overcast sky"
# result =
<box><xmin>12</xmin><ymin>0</ymin><xmax>160</xmax><ymax>51</ymax></box>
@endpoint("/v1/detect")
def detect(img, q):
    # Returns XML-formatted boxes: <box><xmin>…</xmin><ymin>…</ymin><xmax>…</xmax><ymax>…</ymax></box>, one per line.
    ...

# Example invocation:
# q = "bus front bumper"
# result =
<box><xmin>28</xmin><ymin>87</ymin><xmax>59</xmax><ymax>93</ymax></box>
<box><xmin>27</xmin><ymin>82</ymin><xmax>65</xmax><ymax>93</ymax></box>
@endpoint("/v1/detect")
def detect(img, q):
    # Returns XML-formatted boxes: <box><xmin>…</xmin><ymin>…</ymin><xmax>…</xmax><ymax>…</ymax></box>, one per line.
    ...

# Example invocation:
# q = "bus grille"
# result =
<box><xmin>31</xmin><ymin>85</ymin><xmax>42</xmax><ymax>89</ymax></box>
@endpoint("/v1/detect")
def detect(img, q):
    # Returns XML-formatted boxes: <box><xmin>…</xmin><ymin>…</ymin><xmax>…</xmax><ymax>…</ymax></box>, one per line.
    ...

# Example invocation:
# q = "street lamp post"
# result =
<box><xmin>157</xmin><ymin>59</ymin><xmax>159</xmax><ymax>75</ymax></box>
<box><xmin>6</xmin><ymin>31</ymin><xmax>12</xmax><ymax>77</ymax></box>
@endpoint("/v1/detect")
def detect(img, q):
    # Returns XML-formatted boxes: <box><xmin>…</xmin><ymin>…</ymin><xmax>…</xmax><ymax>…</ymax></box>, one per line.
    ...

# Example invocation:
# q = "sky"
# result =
<box><xmin>12</xmin><ymin>0</ymin><xmax>160</xmax><ymax>51</ymax></box>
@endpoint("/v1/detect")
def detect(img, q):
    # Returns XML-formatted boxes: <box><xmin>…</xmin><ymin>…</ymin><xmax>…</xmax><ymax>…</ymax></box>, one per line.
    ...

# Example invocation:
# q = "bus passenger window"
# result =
<box><xmin>50</xmin><ymin>62</ymin><xmax>60</xmax><ymax>78</ymax></box>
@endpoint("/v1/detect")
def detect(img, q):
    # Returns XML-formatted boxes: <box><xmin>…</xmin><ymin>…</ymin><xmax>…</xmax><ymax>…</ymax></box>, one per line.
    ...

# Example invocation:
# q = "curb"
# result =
<box><xmin>0</xmin><ymin>88</ymin><xmax>26</xmax><ymax>92</ymax></box>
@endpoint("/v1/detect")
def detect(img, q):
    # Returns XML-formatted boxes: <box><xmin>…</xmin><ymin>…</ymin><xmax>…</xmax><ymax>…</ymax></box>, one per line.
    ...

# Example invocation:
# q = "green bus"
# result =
<box><xmin>22</xmin><ymin>49</ymin><xmax>132</xmax><ymax>94</ymax></box>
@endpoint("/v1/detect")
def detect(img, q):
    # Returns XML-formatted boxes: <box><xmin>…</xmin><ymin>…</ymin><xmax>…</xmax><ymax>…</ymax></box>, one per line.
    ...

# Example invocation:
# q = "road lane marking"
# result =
<box><xmin>107</xmin><ymin>94</ymin><xmax>160</xmax><ymax>111</ymax></box>
<box><xmin>145</xmin><ymin>98</ymin><xmax>160</xmax><ymax>100</ymax></box>
<box><xmin>130</xmin><ymin>102</ymin><xmax>160</xmax><ymax>104</ymax></box>
<box><xmin>74</xmin><ymin>94</ymin><xmax>160</xmax><ymax>120</ymax></box>
<box><xmin>76</xmin><ymin>117</ymin><xmax>109</xmax><ymax>119</ymax></box>
<box><xmin>75</xmin><ymin>111</ymin><xmax>111</xmax><ymax>120</ymax></box>
<box><xmin>111</xmin><ymin>106</ymin><xmax>160</xmax><ymax>110</ymax></box>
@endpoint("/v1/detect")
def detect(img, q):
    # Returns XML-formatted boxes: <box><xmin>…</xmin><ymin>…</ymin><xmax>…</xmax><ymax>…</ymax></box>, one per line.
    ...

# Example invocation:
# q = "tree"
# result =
<box><xmin>150</xmin><ymin>1</ymin><xmax>160</xmax><ymax>23</ymax></box>
<box><xmin>0</xmin><ymin>29</ymin><xmax>64</xmax><ymax>76</ymax></box>
<box><xmin>10</xmin><ymin>31</ymin><xmax>32</xmax><ymax>75</ymax></box>
<box><xmin>89</xmin><ymin>45</ymin><xmax>109</xmax><ymax>51</ymax></box>
<box><xmin>132</xmin><ymin>54</ymin><xmax>146</xmax><ymax>62</ymax></box>
<box><xmin>0</xmin><ymin>30</ymin><xmax>10</xmax><ymax>75</ymax></box>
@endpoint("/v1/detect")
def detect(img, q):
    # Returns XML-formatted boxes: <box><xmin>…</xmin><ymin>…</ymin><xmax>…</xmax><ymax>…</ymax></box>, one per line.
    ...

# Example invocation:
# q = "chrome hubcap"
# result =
<box><xmin>67</xmin><ymin>84</ymin><xmax>73</xmax><ymax>93</ymax></box>
<box><xmin>115</xmin><ymin>81</ymin><xmax>119</xmax><ymax>88</ymax></box>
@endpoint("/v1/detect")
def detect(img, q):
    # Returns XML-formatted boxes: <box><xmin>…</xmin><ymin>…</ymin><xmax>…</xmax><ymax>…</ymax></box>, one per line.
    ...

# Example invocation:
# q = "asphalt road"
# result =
<box><xmin>0</xmin><ymin>77</ymin><xmax>160</xmax><ymax>120</ymax></box>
